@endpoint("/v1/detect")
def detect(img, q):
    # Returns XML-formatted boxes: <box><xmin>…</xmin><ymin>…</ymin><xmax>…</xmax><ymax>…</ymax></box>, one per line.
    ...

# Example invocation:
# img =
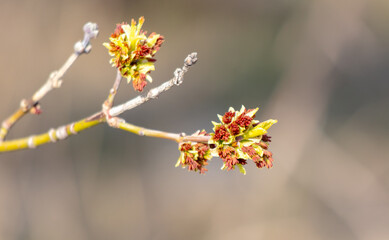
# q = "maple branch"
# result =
<box><xmin>0</xmin><ymin>22</ymin><xmax>99</xmax><ymax>142</ymax></box>
<box><xmin>0</xmin><ymin>53</ymin><xmax>198</xmax><ymax>153</ymax></box>
<box><xmin>115</xmin><ymin>119</ymin><xmax>210</xmax><ymax>143</ymax></box>
<box><xmin>109</xmin><ymin>52</ymin><xmax>197</xmax><ymax>117</ymax></box>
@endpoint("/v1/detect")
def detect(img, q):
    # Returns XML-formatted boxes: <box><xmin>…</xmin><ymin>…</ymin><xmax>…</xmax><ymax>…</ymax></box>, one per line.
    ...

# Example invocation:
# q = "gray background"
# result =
<box><xmin>0</xmin><ymin>0</ymin><xmax>388</xmax><ymax>239</ymax></box>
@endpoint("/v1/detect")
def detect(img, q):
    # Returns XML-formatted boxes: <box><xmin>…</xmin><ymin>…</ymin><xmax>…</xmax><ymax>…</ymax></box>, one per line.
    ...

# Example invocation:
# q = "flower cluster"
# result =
<box><xmin>176</xmin><ymin>130</ymin><xmax>212</xmax><ymax>174</ymax></box>
<box><xmin>176</xmin><ymin>106</ymin><xmax>277</xmax><ymax>175</ymax></box>
<box><xmin>103</xmin><ymin>17</ymin><xmax>164</xmax><ymax>92</ymax></box>
<box><xmin>209</xmin><ymin>106</ymin><xmax>277</xmax><ymax>174</ymax></box>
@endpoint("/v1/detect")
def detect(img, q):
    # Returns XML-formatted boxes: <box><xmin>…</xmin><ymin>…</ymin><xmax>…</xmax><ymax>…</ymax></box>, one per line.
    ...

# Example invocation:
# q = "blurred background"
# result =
<box><xmin>0</xmin><ymin>0</ymin><xmax>388</xmax><ymax>239</ymax></box>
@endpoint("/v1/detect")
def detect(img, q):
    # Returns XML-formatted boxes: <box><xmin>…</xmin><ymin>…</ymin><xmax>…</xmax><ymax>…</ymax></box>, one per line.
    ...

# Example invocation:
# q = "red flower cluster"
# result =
<box><xmin>241</xmin><ymin>144</ymin><xmax>273</xmax><ymax>168</ymax></box>
<box><xmin>218</xmin><ymin>146</ymin><xmax>247</xmax><ymax>170</ymax></box>
<box><xmin>176</xmin><ymin>107</ymin><xmax>277</xmax><ymax>175</ymax></box>
<box><xmin>208</xmin><ymin>106</ymin><xmax>277</xmax><ymax>174</ymax></box>
<box><xmin>235</xmin><ymin>110</ymin><xmax>254</xmax><ymax>127</ymax></box>
<box><xmin>213</xmin><ymin>125</ymin><xmax>230</xmax><ymax>141</ymax></box>
<box><xmin>177</xmin><ymin>131</ymin><xmax>212</xmax><ymax>174</ymax></box>
<box><xmin>104</xmin><ymin>17</ymin><xmax>165</xmax><ymax>92</ymax></box>
<box><xmin>222</xmin><ymin>111</ymin><xmax>235</xmax><ymax>124</ymax></box>
<box><xmin>178</xmin><ymin>143</ymin><xmax>210</xmax><ymax>174</ymax></box>
<box><xmin>212</xmin><ymin>108</ymin><xmax>256</xmax><ymax>143</ymax></box>
<box><xmin>111</xmin><ymin>22</ymin><xmax>126</xmax><ymax>38</ymax></box>
<box><xmin>228</xmin><ymin>122</ymin><xmax>240</xmax><ymax>135</ymax></box>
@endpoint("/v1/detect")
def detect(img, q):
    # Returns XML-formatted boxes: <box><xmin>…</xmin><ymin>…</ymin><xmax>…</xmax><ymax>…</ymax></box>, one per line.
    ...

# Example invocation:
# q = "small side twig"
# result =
<box><xmin>0</xmin><ymin>22</ymin><xmax>99</xmax><ymax>142</ymax></box>
<box><xmin>109</xmin><ymin>52</ymin><xmax>197</xmax><ymax>117</ymax></box>
<box><xmin>117</xmin><ymin>119</ymin><xmax>210</xmax><ymax>143</ymax></box>
<box><xmin>105</xmin><ymin>70</ymin><xmax>123</xmax><ymax>108</ymax></box>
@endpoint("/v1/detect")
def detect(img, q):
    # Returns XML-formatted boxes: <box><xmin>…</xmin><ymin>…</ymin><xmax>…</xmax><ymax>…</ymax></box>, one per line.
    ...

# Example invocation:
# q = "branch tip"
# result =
<box><xmin>83</xmin><ymin>22</ymin><xmax>99</xmax><ymax>40</ymax></box>
<box><xmin>74</xmin><ymin>22</ymin><xmax>99</xmax><ymax>54</ymax></box>
<box><xmin>184</xmin><ymin>52</ymin><xmax>198</xmax><ymax>67</ymax></box>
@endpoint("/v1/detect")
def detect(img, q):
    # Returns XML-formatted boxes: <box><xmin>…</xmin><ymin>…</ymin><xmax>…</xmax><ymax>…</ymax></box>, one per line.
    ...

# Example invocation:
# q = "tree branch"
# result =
<box><xmin>116</xmin><ymin>119</ymin><xmax>210</xmax><ymax>143</ymax></box>
<box><xmin>108</xmin><ymin>52</ymin><xmax>197</xmax><ymax>117</ymax></box>
<box><xmin>0</xmin><ymin>22</ymin><xmax>99</xmax><ymax>142</ymax></box>
<box><xmin>0</xmin><ymin>53</ymin><xmax>198</xmax><ymax>153</ymax></box>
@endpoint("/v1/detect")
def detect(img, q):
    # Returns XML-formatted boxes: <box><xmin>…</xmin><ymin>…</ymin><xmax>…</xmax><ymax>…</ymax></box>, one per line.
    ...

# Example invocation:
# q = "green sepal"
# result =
<box><xmin>246</xmin><ymin>107</ymin><xmax>259</xmax><ymax>118</ymax></box>
<box><xmin>257</xmin><ymin>119</ymin><xmax>278</xmax><ymax>130</ymax></box>
<box><xmin>243</xmin><ymin>125</ymin><xmax>267</xmax><ymax>139</ymax></box>
<box><xmin>137</xmin><ymin>61</ymin><xmax>155</xmax><ymax>75</ymax></box>
<box><xmin>220</xmin><ymin>163</ymin><xmax>227</xmax><ymax>170</ymax></box>
<box><xmin>147</xmin><ymin>33</ymin><xmax>161</xmax><ymax>47</ymax></box>
<box><xmin>175</xmin><ymin>153</ymin><xmax>183</xmax><ymax>167</ymax></box>
<box><xmin>211</xmin><ymin>121</ymin><xmax>220</xmax><ymax>128</ymax></box>
<box><xmin>228</xmin><ymin>107</ymin><xmax>236</xmax><ymax>112</ymax></box>
<box><xmin>217</xmin><ymin>114</ymin><xmax>223</xmax><ymax>122</ymax></box>
<box><xmin>237</xmin><ymin>164</ymin><xmax>247</xmax><ymax>175</ymax></box>
<box><xmin>253</xmin><ymin>144</ymin><xmax>264</xmax><ymax>157</ymax></box>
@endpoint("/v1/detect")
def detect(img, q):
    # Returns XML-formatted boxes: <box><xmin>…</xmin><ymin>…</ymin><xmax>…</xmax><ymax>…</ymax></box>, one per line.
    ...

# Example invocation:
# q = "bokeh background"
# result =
<box><xmin>1</xmin><ymin>0</ymin><xmax>389</xmax><ymax>239</ymax></box>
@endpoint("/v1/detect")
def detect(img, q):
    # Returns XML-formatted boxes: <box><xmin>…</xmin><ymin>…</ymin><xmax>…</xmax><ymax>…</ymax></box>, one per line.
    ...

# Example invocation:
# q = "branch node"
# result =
<box><xmin>1</xmin><ymin>121</ymin><xmax>10</xmax><ymax>130</ymax></box>
<box><xmin>20</xmin><ymin>99</ymin><xmax>31</xmax><ymax>112</ymax></box>
<box><xmin>56</xmin><ymin>126</ymin><xmax>69</xmax><ymax>140</ymax></box>
<box><xmin>74</xmin><ymin>41</ymin><xmax>85</xmax><ymax>54</ymax></box>
<box><xmin>48</xmin><ymin>128</ymin><xmax>57</xmax><ymax>142</ymax></box>
<box><xmin>69</xmin><ymin>123</ymin><xmax>77</xmax><ymax>135</ymax></box>
<box><xmin>49</xmin><ymin>71</ymin><xmax>63</xmax><ymax>88</ymax></box>
<box><xmin>173</xmin><ymin>68</ymin><xmax>184</xmax><ymax>85</ymax></box>
<box><xmin>107</xmin><ymin>117</ymin><xmax>124</xmax><ymax>128</ymax></box>
<box><xmin>27</xmin><ymin>136</ymin><xmax>36</xmax><ymax>149</ymax></box>
<box><xmin>148</xmin><ymin>88</ymin><xmax>160</xmax><ymax>99</ymax></box>
<box><xmin>184</xmin><ymin>52</ymin><xmax>198</xmax><ymax>67</ymax></box>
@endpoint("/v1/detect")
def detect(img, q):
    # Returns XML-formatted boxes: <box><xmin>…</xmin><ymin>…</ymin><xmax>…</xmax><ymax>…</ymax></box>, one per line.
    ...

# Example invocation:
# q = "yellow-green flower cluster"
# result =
<box><xmin>176</xmin><ymin>106</ymin><xmax>277</xmax><ymax>175</ymax></box>
<box><xmin>209</xmin><ymin>106</ymin><xmax>277</xmax><ymax>174</ymax></box>
<box><xmin>176</xmin><ymin>130</ymin><xmax>212</xmax><ymax>174</ymax></box>
<box><xmin>103</xmin><ymin>17</ymin><xmax>164</xmax><ymax>91</ymax></box>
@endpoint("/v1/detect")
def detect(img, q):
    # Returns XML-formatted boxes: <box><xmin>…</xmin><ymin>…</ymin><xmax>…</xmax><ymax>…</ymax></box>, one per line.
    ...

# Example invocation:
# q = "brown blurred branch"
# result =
<box><xmin>0</xmin><ymin>22</ymin><xmax>99</xmax><ymax>142</ymax></box>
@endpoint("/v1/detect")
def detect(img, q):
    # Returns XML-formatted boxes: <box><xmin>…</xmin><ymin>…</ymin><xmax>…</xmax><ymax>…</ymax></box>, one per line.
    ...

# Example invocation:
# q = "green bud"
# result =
<box><xmin>257</xmin><ymin>119</ymin><xmax>278</xmax><ymax>130</ymax></box>
<box><xmin>243</xmin><ymin>125</ymin><xmax>267</xmax><ymax>139</ymax></box>
<box><xmin>237</xmin><ymin>164</ymin><xmax>247</xmax><ymax>175</ymax></box>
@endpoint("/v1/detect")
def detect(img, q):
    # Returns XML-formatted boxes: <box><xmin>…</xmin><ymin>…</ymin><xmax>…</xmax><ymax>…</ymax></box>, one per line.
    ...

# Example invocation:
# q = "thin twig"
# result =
<box><xmin>0</xmin><ymin>22</ymin><xmax>99</xmax><ymax>142</ymax></box>
<box><xmin>0</xmin><ymin>116</ymin><xmax>102</xmax><ymax>152</ymax></box>
<box><xmin>105</xmin><ymin>70</ymin><xmax>123</xmax><ymax>108</ymax></box>
<box><xmin>117</xmin><ymin>119</ymin><xmax>210</xmax><ymax>143</ymax></box>
<box><xmin>109</xmin><ymin>52</ymin><xmax>198</xmax><ymax>117</ymax></box>
<box><xmin>0</xmin><ymin>53</ymin><xmax>198</xmax><ymax>152</ymax></box>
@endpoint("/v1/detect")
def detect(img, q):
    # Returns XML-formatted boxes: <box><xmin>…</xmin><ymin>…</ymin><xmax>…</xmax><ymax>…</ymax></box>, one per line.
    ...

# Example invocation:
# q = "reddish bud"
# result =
<box><xmin>235</xmin><ymin>111</ymin><xmax>253</xmax><ymax>128</ymax></box>
<box><xmin>180</xmin><ymin>143</ymin><xmax>193</xmax><ymax>151</ymax></box>
<box><xmin>111</xmin><ymin>22</ymin><xmax>126</xmax><ymax>38</ymax></box>
<box><xmin>222</xmin><ymin>111</ymin><xmax>235</xmax><ymax>124</ymax></box>
<box><xmin>30</xmin><ymin>104</ymin><xmax>42</xmax><ymax>115</ymax></box>
<box><xmin>262</xmin><ymin>134</ymin><xmax>272</xmax><ymax>142</ymax></box>
<box><xmin>218</xmin><ymin>146</ymin><xmax>239</xmax><ymax>170</ymax></box>
<box><xmin>228</xmin><ymin>122</ymin><xmax>240</xmax><ymax>135</ymax></box>
<box><xmin>213</xmin><ymin>125</ymin><xmax>230</xmax><ymax>141</ymax></box>
<box><xmin>153</xmin><ymin>36</ymin><xmax>164</xmax><ymax>52</ymax></box>
<box><xmin>259</xmin><ymin>141</ymin><xmax>268</xmax><ymax>149</ymax></box>
<box><xmin>132</xmin><ymin>73</ymin><xmax>148</xmax><ymax>92</ymax></box>
<box><xmin>195</xmin><ymin>143</ymin><xmax>209</xmax><ymax>158</ymax></box>
<box><xmin>242</xmin><ymin>145</ymin><xmax>260</xmax><ymax>161</ymax></box>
